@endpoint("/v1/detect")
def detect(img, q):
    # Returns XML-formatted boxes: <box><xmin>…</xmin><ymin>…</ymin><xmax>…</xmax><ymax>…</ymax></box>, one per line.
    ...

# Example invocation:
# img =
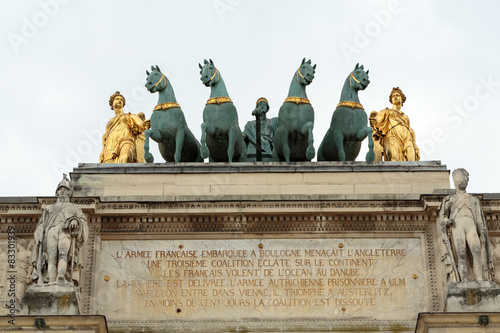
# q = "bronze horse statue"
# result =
<box><xmin>144</xmin><ymin>65</ymin><xmax>202</xmax><ymax>163</ymax></box>
<box><xmin>318</xmin><ymin>63</ymin><xmax>375</xmax><ymax>161</ymax></box>
<box><xmin>199</xmin><ymin>59</ymin><xmax>246</xmax><ymax>162</ymax></box>
<box><xmin>273</xmin><ymin>58</ymin><xmax>316</xmax><ymax>162</ymax></box>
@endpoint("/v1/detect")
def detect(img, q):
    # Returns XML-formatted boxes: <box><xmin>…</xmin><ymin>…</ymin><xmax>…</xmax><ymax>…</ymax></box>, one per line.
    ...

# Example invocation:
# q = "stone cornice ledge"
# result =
<box><xmin>74</xmin><ymin>160</ymin><xmax>447</xmax><ymax>174</ymax></box>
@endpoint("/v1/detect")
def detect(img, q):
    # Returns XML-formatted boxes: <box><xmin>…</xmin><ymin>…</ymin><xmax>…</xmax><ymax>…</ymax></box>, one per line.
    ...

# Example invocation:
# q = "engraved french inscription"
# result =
<box><xmin>96</xmin><ymin>238</ymin><xmax>426</xmax><ymax>320</ymax></box>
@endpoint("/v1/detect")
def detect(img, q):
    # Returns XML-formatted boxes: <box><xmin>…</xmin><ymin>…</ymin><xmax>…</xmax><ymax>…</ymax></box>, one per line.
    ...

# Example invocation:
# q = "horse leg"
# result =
<box><xmin>317</xmin><ymin>142</ymin><xmax>325</xmax><ymax>161</ymax></box>
<box><xmin>333</xmin><ymin>130</ymin><xmax>346</xmax><ymax>161</ymax></box>
<box><xmin>282</xmin><ymin>127</ymin><xmax>291</xmax><ymax>162</ymax></box>
<box><xmin>366</xmin><ymin>130</ymin><xmax>375</xmax><ymax>162</ymax></box>
<box><xmin>144</xmin><ymin>129</ymin><xmax>154</xmax><ymax>163</ymax></box>
<box><xmin>239</xmin><ymin>141</ymin><xmax>247</xmax><ymax>162</ymax></box>
<box><xmin>227</xmin><ymin>125</ymin><xmax>238</xmax><ymax>162</ymax></box>
<box><xmin>200</xmin><ymin>122</ymin><xmax>214</xmax><ymax>160</ymax></box>
<box><xmin>301</xmin><ymin>122</ymin><xmax>315</xmax><ymax>161</ymax></box>
<box><xmin>356</xmin><ymin>127</ymin><xmax>375</xmax><ymax>162</ymax></box>
<box><xmin>272</xmin><ymin>146</ymin><xmax>279</xmax><ymax>162</ymax></box>
<box><xmin>174</xmin><ymin>126</ymin><xmax>185</xmax><ymax>163</ymax></box>
<box><xmin>147</xmin><ymin>129</ymin><xmax>164</xmax><ymax>162</ymax></box>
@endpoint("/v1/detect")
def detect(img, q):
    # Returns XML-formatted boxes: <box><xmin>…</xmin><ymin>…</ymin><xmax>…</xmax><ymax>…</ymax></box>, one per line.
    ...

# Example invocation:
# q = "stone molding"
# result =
<box><xmin>0</xmin><ymin>315</ymin><xmax>108</xmax><ymax>332</ymax></box>
<box><xmin>108</xmin><ymin>318</ymin><xmax>416</xmax><ymax>332</ymax></box>
<box><xmin>3</xmin><ymin>196</ymin><xmax>500</xmax><ymax>215</ymax></box>
<box><xmin>416</xmin><ymin>312</ymin><xmax>500</xmax><ymax>332</ymax></box>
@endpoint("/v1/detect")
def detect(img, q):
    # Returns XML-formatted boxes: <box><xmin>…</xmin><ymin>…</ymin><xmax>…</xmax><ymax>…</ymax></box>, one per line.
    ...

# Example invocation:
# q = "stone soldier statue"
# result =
<box><xmin>438</xmin><ymin>168</ymin><xmax>494</xmax><ymax>283</ymax></box>
<box><xmin>369</xmin><ymin>87</ymin><xmax>420</xmax><ymax>161</ymax></box>
<box><xmin>99</xmin><ymin>91</ymin><xmax>146</xmax><ymax>163</ymax></box>
<box><xmin>243</xmin><ymin>98</ymin><xmax>278</xmax><ymax>162</ymax></box>
<box><xmin>30</xmin><ymin>175</ymin><xmax>88</xmax><ymax>286</ymax></box>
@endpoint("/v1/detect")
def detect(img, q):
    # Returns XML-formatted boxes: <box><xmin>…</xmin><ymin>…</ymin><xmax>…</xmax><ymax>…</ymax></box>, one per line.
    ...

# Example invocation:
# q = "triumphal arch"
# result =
<box><xmin>2</xmin><ymin>160</ymin><xmax>500</xmax><ymax>332</ymax></box>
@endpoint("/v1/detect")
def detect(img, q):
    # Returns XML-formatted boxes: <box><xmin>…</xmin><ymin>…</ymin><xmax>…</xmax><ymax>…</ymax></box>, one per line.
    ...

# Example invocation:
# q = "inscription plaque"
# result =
<box><xmin>96</xmin><ymin>238</ymin><xmax>427</xmax><ymax>320</ymax></box>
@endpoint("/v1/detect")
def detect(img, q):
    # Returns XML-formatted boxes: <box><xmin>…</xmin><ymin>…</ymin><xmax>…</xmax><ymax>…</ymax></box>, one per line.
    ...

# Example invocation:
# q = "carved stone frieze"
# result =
<box><xmin>94</xmin><ymin>199</ymin><xmax>428</xmax><ymax>213</ymax></box>
<box><xmin>1</xmin><ymin>195</ymin><xmax>467</xmax><ymax>218</ymax></box>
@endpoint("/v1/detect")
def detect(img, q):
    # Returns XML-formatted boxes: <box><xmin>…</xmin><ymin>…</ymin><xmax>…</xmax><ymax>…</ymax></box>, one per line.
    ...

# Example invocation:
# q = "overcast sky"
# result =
<box><xmin>1</xmin><ymin>0</ymin><xmax>499</xmax><ymax>196</ymax></box>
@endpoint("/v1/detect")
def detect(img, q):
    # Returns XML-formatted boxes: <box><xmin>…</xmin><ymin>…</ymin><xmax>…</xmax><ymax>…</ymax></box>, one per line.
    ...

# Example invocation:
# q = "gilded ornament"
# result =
<box><xmin>336</xmin><ymin>101</ymin><xmax>364</xmax><ymax>110</ymax></box>
<box><xmin>283</xmin><ymin>96</ymin><xmax>311</xmax><ymax>105</ymax></box>
<box><xmin>256</xmin><ymin>97</ymin><xmax>269</xmax><ymax>105</ymax></box>
<box><xmin>153</xmin><ymin>102</ymin><xmax>181</xmax><ymax>111</ymax></box>
<box><xmin>205</xmin><ymin>96</ymin><xmax>233</xmax><ymax>105</ymax></box>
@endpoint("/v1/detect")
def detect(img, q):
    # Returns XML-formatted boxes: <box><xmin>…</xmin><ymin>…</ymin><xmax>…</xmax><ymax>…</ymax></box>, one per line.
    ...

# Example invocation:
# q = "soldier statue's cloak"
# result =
<box><xmin>243</xmin><ymin>117</ymin><xmax>278</xmax><ymax>158</ymax></box>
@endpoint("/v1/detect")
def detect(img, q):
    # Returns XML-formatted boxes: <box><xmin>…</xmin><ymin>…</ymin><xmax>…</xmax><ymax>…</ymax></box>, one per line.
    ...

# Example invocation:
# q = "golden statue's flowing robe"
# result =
<box><xmin>373</xmin><ymin>108</ymin><xmax>420</xmax><ymax>161</ymax></box>
<box><xmin>100</xmin><ymin>113</ymin><xmax>145</xmax><ymax>163</ymax></box>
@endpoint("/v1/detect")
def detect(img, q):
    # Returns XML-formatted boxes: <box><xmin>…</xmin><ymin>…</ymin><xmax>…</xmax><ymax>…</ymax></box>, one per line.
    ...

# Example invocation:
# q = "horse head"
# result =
<box><xmin>199</xmin><ymin>59</ymin><xmax>220</xmax><ymax>87</ymax></box>
<box><xmin>145</xmin><ymin>65</ymin><xmax>167</xmax><ymax>93</ymax></box>
<box><xmin>296</xmin><ymin>58</ymin><xmax>317</xmax><ymax>86</ymax></box>
<box><xmin>349</xmin><ymin>63</ymin><xmax>370</xmax><ymax>91</ymax></box>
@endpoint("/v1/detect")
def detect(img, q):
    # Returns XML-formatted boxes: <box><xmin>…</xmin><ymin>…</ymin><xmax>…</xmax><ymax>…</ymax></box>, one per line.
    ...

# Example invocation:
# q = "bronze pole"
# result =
<box><xmin>255</xmin><ymin>114</ymin><xmax>262</xmax><ymax>161</ymax></box>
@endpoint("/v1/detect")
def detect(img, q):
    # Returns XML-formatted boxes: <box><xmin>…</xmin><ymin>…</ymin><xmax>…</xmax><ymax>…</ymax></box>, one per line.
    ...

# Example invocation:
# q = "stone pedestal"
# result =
<box><xmin>21</xmin><ymin>284</ymin><xmax>80</xmax><ymax>315</ymax></box>
<box><xmin>446</xmin><ymin>281</ymin><xmax>500</xmax><ymax>312</ymax></box>
<box><xmin>71</xmin><ymin>161</ymin><xmax>450</xmax><ymax>198</ymax></box>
